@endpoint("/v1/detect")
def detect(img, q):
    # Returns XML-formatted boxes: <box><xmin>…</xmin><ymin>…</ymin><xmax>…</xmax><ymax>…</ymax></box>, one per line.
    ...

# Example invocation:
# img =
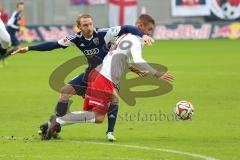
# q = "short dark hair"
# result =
<box><xmin>76</xmin><ymin>14</ymin><xmax>92</xmax><ymax>27</ymax></box>
<box><xmin>16</xmin><ymin>2</ymin><xmax>24</xmax><ymax>7</ymax></box>
<box><xmin>136</xmin><ymin>14</ymin><xmax>155</xmax><ymax>26</ymax></box>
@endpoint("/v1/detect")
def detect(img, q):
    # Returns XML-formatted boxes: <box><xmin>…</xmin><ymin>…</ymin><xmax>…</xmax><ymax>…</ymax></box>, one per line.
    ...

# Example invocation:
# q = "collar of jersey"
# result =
<box><xmin>80</xmin><ymin>28</ymin><xmax>97</xmax><ymax>41</ymax></box>
<box><xmin>84</xmin><ymin>36</ymin><xmax>93</xmax><ymax>41</ymax></box>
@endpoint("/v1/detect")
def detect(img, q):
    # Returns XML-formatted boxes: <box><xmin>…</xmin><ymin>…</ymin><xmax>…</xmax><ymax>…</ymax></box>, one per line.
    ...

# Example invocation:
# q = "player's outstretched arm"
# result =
<box><xmin>131</xmin><ymin>62</ymin><xmax>174</xmax><ymax>82</ymax></box>
<box><xmin>130</xmin><ymin>36</ymin><xmax>174</xmax><ymax>82</ymax></box>
<box><xmin>12</xmin><ymin>41</ymin><xmax>63</xmax><ymax>55</ymax></box>
<box><xmin>129</xmin><ymin>65</ymin><xmax>148</xmax><ymax>77</ymax></box>
<box><xmin>131</xmin><ymin>58</ymin><xmax>175</xmax><ymax>82</ymax></box>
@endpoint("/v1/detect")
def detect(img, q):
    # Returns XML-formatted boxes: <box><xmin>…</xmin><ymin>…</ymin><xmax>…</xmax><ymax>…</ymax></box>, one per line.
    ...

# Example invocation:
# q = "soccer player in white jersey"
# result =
<box><xmin>45</xmin><ymin>14</ymin><xmax>175</xmax><ymax>140</ymax></box>
<box><xmin>0</xmin><ymin>16</ymin><xmax>11</xmax><ymax>66</ymax></box>
<box><xmin>0</xmin><ymin>18</ymin><xmax>11</xmax><ymax>53</ymax></box>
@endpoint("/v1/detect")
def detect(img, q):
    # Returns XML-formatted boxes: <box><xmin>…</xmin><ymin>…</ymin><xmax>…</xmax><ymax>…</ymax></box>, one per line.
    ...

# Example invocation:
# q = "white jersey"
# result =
<box><xmin>0</xmin><ymin>18</ymin><xmax>11</xmax><ymax>49</ymax></box>
<box><xmin>96</xmin><ymin>33</ymin><xmax>157</xmax><ymax>85</ymax></box>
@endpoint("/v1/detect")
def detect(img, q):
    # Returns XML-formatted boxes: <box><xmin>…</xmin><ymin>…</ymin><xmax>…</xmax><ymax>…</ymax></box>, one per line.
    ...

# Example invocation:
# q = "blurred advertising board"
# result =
<box><xmin>154</xmin><ymin>22</ymin><xmax>240</xmax><ymax>40</ymax></box>
<box><xmin>208</xmin><ymin>0</ymin><xmax>240</xmax><ymax>20</ymax></box>
<box><xmin>172</xmin><ymin>0</ymin><xmax>240</xmax><ymax>20</ymax></box>
<box><xmin>171</xmin><ymin>0</ymin><xmax>211</xmax><ymax>16</ymax></box>
<box><xmin>17</xmin><ymin>22</ymin><xmax>240</xmax><ymax>43</ymax></box>
<box><xmin>70</xmin><ymin>0</ymin><xmax>106</xmax><ymax>5</ymax></box>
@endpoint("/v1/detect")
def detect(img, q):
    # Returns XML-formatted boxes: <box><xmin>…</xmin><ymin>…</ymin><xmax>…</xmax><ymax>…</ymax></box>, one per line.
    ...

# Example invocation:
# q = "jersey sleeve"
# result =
<box><xmin>57</xmin><ymin>34</ymin><xmax>76</xmax><ymax>47</ymax></box>
<box><xmin>103</xmin><ymin>26</ymin><xmax>121</xmax><ymax>45</ymax></box>
<box><xmin>103</xmin><ymin>25</ymin><xmax>144</xmax><ymax>45</ymax></box>
<box><xmin>28</xmin><ymin>41</ymin><xmax>62</xmax><ymax>51</ymax></box>
<box><xmin>118</xmin><ymin>25</ymin><xmax>144</xmax><ymax>37</ymax></box>
<box><xmin>130</xmin><ymin>37</ymin><xmax>157</xmax><ymax>76</ymax></box>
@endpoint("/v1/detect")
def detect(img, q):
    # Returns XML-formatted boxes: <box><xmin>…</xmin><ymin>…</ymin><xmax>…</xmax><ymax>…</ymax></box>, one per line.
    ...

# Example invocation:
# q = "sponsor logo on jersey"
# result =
<box><xmin>210</xmin><ymin>0</ymin><xmax>240</xmax><ymax>20</ymax></box>
<box><xmin>93</xmin><ymin>37</ymin><xmax>99</xmax><ymax>45</ymax></box>
<box><xmin>80</xmin><ymin>43</ymin><xmax>85</xmax><ymax>47</ymax></box>
<box><xmin>84</xmin><ymin>48</ymin><xmax>100</xmax><ymax>55</ymax></box>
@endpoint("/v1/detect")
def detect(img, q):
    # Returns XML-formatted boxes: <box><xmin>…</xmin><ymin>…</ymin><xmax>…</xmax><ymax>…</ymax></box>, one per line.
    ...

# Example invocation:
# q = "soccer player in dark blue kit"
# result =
<box><xmin>6</xmin><ymin>2</ymin><xmax>24</xmax><ymax>49</ymax></box>
<box><xmin>14</xmin><ymin>14</ymin><xmax>154</xmax><ymax>141</ymax></box>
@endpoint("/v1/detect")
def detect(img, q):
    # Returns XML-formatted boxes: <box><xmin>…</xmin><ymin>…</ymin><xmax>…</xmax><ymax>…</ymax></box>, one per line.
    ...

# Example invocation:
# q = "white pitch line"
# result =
<box><xmin>65</xmin><ymin>140</ymin><xmax>220</xmax><ymax>160</ymax></box>
<box><xmin>0</xmin><ymin>136</ymin><xmax>220</xmax><ymax>160</ymax></box>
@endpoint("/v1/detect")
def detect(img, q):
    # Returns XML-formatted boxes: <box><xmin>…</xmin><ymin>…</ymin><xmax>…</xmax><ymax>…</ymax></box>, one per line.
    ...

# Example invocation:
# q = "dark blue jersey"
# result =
<box><xmin>59</xmin><ymin>29</ymin><xmax>109</xmax><ymax>68</ymax></box>
<box><xmin>58</xmin><ymin>26</ymin><xmax>143</xmax><ymax>69</ymax></box>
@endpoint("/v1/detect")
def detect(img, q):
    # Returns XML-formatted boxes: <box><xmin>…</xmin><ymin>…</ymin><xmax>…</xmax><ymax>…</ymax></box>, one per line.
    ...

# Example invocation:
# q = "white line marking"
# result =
<box><xmin>0</xmin><ymin>136</ymin><xmax>220</xmax><ymax>160</ymax></box>
<box><xmin>64</xmin><ymin>140</ymin><xmax>220</xmax><ymax>160</ymax></box>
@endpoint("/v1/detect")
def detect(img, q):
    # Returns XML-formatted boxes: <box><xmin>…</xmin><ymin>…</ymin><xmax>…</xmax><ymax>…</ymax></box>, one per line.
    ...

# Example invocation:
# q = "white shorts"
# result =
<box><xmin>0</xmin><ymin>19</ymin><xmax>11</xmax><ymax>49</ymax></box>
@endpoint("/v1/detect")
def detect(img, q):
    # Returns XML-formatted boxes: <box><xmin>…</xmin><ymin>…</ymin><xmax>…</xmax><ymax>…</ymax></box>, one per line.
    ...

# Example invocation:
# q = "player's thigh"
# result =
<box><xmin>84</xmin><ymin>97</ymin><xmax>108</xmax><ymax>122</ymax></box>
<box><xmin>60</xmin><ymin>84</ymin><xmax>76</xmax><ymax>95</ymax></box>
<box><xmin>68</xmin><ymin>73</ymin><xmax>87</xmax><ymax>96</ymax></box>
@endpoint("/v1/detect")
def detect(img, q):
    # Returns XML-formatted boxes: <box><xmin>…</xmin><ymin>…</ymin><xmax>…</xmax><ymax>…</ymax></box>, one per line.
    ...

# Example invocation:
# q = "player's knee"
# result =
<box><xmin>60</xmin><ymin>85</ymin><xmax>75</xmax><ymax>100</ymax></box>
<box><xmin>61</xmin><ymin>85</ymin><xmax>75</xmax><ymax>94</ymax></box>
<box><xmin>95</xmin><ymin>114</ymin><xmax>105</xmax><ymax>123</ymax></box>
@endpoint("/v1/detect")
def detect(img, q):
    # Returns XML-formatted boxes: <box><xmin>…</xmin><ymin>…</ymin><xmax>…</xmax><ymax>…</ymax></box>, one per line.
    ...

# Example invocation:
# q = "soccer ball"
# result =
<box><xmin>175</xmin><ymin>100</ymin><xmax>194</xmax><ymax>120</ymax></box>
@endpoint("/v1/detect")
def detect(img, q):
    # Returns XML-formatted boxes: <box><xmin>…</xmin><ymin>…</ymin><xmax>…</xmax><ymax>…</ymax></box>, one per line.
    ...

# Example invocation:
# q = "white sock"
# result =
<box><xmin>56</xmin><ymin>111</ymin><xmax>96</xmax><ymax>126</ymax></box>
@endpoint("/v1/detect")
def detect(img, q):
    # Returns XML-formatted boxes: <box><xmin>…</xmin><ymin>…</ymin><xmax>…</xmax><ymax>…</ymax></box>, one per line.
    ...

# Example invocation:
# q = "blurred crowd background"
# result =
<box><xmin>1</xmin><ymin>0</ymin><xmax>240</xmax><ymax>42</ymax></box>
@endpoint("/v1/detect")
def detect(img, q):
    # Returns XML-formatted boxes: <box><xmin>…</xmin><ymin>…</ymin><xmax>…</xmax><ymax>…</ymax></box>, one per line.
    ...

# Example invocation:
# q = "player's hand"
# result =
<box><xmin>155</xmin><ymin>72</ymin><xmax>175</xmax><ymax>82</ymax></box>
<box><xmin>11</xmin><ymin>47</ymin><xmax>29</xmax><ymax>55</ymax></box>
<box><xmin>142</xmin><ymin>35</ymin><xmax>155</xmax><ymax>46</ymax></box>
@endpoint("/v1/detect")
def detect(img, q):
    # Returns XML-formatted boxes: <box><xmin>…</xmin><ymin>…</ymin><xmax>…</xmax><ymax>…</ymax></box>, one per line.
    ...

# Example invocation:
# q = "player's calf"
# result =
<box><xmin>39</xmin><ymin>85</ymin><xmax>75</xmax><ymax>140</ymax></box>
<box><xmin>46</xmin><ymin>111</ymin><xmax>98</xmax><ymax>140</ymax></box>
<box><xmin>55</xmin><ymin>85</ymin><xmax>75</xmax><ymax>116</ymax></box>
<box><xmin>107</xmin><ymin>102</ymin><xmax>118</xmax><ymax>133</ymax></box>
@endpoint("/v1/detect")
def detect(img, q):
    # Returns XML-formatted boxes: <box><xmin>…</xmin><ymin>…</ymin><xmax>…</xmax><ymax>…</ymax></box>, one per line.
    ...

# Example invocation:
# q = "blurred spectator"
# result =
<box><xmin>0</xmin><ymin>3</ymin><xmax>9</xmax><ymax>24</ymax></box>
<box><xmin>7</xmin><ymin>1</ymin><xmax>24</xmax><ymax>48</ymax></box>
<box><xmin>176</xmin><ymin>0</ymin><xmax>206</xmax><ymax>6</ymax></box>
<box><xmin>228</xmin><ymin>0</ymin><xmax>240</xmax><ymax>6</ymax></box>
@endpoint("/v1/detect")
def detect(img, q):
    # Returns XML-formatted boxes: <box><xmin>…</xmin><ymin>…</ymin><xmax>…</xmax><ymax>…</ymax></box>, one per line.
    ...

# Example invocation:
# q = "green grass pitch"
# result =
<box><xmin>0</xmin><ymin>40</ymin><xmax>239</xmax><ymax>160</ymax></box>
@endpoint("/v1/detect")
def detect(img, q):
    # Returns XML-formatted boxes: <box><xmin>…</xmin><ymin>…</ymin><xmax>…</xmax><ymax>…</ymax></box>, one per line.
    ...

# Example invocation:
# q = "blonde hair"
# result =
<box><xmin>76</xmin><ymin>14</ymin><xmax>92</xmax><ymax>28</ymax></box>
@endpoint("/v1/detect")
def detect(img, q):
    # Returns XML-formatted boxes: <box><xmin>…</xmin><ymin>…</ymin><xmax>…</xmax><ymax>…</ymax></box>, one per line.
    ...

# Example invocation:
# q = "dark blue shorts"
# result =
<box><xmin>68</xmin><ymin>72</ymin><xmax>88</xmax><ymax>97</ymax></box>
<box><xmin>68</xmin><ymin>71</ymin><xmax>120</xmax><ymax>97</ymax></box>
<box><xmin>7</xmin><ymin>26</ymin><xmax>20</xmax><ymax>47</ymax></box>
